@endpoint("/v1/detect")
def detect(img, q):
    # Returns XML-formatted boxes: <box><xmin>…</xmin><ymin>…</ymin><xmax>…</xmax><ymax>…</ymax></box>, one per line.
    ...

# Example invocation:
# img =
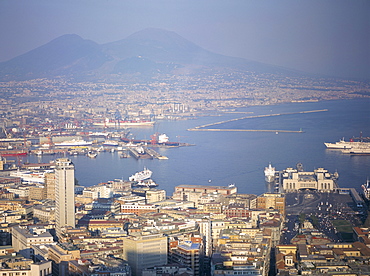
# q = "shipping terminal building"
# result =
<box><xmin>277</xmin><ymin>167</ymin><xmax>338</xmax><ymax>193</ymax></box>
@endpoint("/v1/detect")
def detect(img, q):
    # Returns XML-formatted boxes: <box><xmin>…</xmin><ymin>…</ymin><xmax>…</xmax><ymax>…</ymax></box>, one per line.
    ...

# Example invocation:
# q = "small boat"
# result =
<box><xmin>87</xmin><ymin>151</ymin><xmax>97</xmax><ymax>158</ymax></box>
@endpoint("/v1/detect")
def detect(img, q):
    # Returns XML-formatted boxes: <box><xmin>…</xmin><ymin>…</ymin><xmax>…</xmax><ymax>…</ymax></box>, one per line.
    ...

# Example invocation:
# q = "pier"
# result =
<box><xmin>188</xmin><ymin>109</ymin><xmax>327</xmax><ymax>133</ymax></box>
<box><xmin>145</xmin><ymin>148</ymin><xmax>169</xmax><ymax>160</ymax></box>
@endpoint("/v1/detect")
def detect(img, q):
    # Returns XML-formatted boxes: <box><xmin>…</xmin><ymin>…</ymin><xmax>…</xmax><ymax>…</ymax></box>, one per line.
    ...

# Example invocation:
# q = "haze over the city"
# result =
<box><xmin>0</xmin><ymin>0</ymin><xmax>369</xmax><ymax>80</ymax></box>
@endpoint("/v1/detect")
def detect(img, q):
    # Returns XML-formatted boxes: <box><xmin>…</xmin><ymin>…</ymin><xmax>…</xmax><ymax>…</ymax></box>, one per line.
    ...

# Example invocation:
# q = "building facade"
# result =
<box><xmin>122</xmin><ymin>233</ymin><xmax>168</xmax><ymax>276</ymax></box>
<box><xmin>256</xmin><ymin>193</ymin><xmax>286</xmax><ymax>214</ymax></box>
<box><xmin>279</xmin><ymin>167</ymin><xmax>337</xmax><ymax>192</ymax></box>
<box><xmin>55</xmin><ymin>158</ymin><xmax>75</xmax><ymax>239</ymax></box>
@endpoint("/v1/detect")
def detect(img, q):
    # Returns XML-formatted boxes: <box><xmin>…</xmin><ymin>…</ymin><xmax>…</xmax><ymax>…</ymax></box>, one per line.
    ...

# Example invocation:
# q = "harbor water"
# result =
<box><xmin>25</xmin><ymin>98</ymin><xmax>370</xmax><ymax>196</ymax></box>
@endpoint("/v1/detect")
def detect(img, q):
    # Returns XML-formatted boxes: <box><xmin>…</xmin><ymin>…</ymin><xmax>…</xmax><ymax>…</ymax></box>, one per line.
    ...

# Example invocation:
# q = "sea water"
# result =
<box><xmin>27</xmin><ymin>98</ymin><xmax>370</xmax><ymax>196</ymax></box>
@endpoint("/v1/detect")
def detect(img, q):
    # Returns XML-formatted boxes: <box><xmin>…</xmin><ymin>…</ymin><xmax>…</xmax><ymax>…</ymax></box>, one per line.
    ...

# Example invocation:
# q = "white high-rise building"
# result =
<box><xmin>55</xmin><ymin>158</ymin><xmax>75</xmax><ymax>238</ymax></box>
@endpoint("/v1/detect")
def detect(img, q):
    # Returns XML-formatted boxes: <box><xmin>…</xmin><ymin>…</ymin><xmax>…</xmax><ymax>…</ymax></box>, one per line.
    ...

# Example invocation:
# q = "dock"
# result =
<box><xmin>127</xmin><ymin>147</ymin><xmax>168</xmax><ymax>160</ymax></box>
<box><xmin>145</xmin><ymin>148</ymin><xmax>169</xmax><ymax>160</ymax></box>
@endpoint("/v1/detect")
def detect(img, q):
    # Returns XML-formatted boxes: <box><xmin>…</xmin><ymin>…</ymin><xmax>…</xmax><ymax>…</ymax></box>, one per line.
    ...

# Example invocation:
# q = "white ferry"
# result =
<box><xmin>264</xmin><ymin>163</ymin><xmax>276</xmax><ymax>183</ymax></box>
<box><xmin>324</xmin><ymin>138</ymin><xmax>370</xmax><ymax>149</ymax></box>
<box><xmin>129</xmin><ymin>167</ymin><xmax>153</xmax><ymax>182</ymax></box>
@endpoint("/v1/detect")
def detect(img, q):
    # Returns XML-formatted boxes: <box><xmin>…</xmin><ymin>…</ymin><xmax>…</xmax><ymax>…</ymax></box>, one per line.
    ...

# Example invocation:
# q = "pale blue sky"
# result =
<box><xmin>0</xmin><ymin>0</ymin><xmax>369</xmax><ymax>79</ymax></box>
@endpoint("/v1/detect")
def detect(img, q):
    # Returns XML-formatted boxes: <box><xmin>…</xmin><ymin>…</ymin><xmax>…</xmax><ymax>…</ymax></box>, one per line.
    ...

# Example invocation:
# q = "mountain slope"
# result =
<box><xmin>0</xmin><ymin>34</ymin><xmax>110</xmax><ymax>80</ymax></box>
<box><xmin>103</xmin><ymin>28</ymin><xmax>292</xmax><ymax>75</ymax></box>
<box><xmin>0</xmin><ymin>28</ymin><xmax>302</xmax><ymax>81</ymax></box>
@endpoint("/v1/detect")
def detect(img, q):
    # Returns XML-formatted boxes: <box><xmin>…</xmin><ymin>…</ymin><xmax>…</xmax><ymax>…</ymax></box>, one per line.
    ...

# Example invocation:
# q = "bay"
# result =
<box><xmin>27</xmin><ymin>98</ymin><xmax>370</xmax><ymax>196</ymax></box>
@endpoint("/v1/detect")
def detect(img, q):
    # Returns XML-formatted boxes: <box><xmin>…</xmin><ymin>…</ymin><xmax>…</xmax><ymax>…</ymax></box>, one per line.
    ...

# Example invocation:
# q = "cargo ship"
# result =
<box><xmin>54</xmin><ymin>139</ymin><xmax>93</xmax><ymax>147</ymax></box>
<box><xmin>121</xmin><ymin>133</ymin><xmax>182</xmax><ymax>147</ymax></box>
<box><xmin>0</xmin><ymin>150</ymin><xmax>28</xmax><ymax>156</ymax></box>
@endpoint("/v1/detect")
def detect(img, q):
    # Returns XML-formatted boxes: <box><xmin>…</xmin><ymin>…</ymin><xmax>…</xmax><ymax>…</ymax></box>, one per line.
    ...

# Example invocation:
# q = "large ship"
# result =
<box><xmin>324</xmin><ymin>137</ymin><xmax>370</xmax><ymax>149</ymax></box>
<box><xmin>54</xmin><ymin>139</ymin><xmax>92</xmax><ymax>147</ymax></box>
<box><xmin>129</xmin><ymin>167</ymin><xmax>153</xmax><ymax>182</ymax></box>
<box><xmin>103</xmin><ymin>140</ymin><xmax>119</xmax><ymax>146</ymax></box>
<box><xmin>121</xmin><ymin>133</ymin><xmax>184</xmax><ymax>147</ymax></box>
<box><xmin>342</xmin><ymin>147</ymin><xmax>370</xmax><ymax>155</ymax></box>
<box><xmin>0</xmin><ymin>149</ymin><xmax>28</xmax><ymax>156</ymax></box>
<box><xmin>264</xmin><ymin>163</ymin><xmax>276</xmax><ymax>183</ymax></box>
<box><xmin>93</xmin><ymin>118</ymin><xmax>155</xmax><ymax>128</ymax></box>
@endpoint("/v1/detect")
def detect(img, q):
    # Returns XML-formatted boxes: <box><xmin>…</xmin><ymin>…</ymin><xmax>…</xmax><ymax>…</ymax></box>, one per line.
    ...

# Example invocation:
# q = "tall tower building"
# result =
<box><xmin>55</xmin><ymin>158</ymin><xmax>75</xmax><ymax>238</ymax></box>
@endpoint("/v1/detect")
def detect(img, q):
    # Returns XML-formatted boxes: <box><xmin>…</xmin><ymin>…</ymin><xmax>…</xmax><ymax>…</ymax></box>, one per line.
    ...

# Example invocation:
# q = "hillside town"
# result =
<box><xmin>0</xmin><ymin>156</ymin><xmax>369</xmax><ymax>276</ymax></box>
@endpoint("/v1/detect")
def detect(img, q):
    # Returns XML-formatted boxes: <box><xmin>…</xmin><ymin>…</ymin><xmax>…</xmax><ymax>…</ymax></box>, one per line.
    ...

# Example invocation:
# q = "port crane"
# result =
<box><xmin>1</xmin><ymin>125</ymin><xmax>12</xmax><ymax>139</ymax></box>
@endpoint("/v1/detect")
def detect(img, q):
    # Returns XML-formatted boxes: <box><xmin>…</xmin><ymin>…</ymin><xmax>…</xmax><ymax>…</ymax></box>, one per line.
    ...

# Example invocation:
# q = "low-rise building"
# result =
<box><xmin>11</xmin><ymin>226</ymin><xmax>54</xmax><ymax>258</ymax></box>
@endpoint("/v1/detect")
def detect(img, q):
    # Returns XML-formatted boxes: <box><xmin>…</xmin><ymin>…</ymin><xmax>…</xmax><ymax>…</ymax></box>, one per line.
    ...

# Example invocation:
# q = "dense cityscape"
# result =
<box><xmin>0</xmin><ymin>2</ymin><xmax>369</xmax><ymax>274</ymax></box>
<box><xmin>1</xmin><ymin>75</ymin><xmax>369</xmax><ymax>131</ymax></box>
<box><xmin>0</xmin><ymin>76</ymin><xmax>369</xmax><ymax>276</ymax></box>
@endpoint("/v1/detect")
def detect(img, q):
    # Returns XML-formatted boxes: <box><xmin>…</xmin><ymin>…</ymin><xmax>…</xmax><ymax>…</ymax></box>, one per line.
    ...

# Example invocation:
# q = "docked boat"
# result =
<box><xmin>120</xmin><ymin>151</ymin><xmax>130</xmax><ymax>158</ymax></box>
<box><xmin>121</xmin><ymin>133</ymin><xmax>182</xmax><ymax>147</ymax></box>
<box><xmin>342</xmin><ymin>147</ymin><xmax>370</xmax><ymax>155</ymax></box>
<box><xmin>103</xmin><ymin>140</ymin><xmax>119</xmax><ymax>146</ymax></box>
<box><xmin>264</xmin><ymin>163</ymin><xmax>276</xmax><ymax>183</ymax></box>
<box><xmin>54</xmin><ymin>139</ymin><xmax>92</xmax><ymax>147</ymax></box>
<box><xmin>87</xmin><ymin>151</ymin><xmax>97</xmax><ymax>158</ymax></box>
<box><xmin>361</xmin><ymin>179</ymin><xmax>370</xmax><ymax>200</ymax></box>
<box><xmin>129</xmin><ymin>167</ymin><xmax>153</xmax><ymax>182</ymax></box>
<box><xmin>134</xmin><ymin>179</ymin><xmax>158</xmax><ymax>188</ymax></box>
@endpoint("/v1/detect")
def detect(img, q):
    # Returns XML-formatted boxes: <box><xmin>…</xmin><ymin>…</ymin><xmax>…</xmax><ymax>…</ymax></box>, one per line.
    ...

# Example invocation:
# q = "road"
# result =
<box><xmin>280</xmin><ymin>191</ymin><xmax>366</xmax><ymax>244</ymax></box>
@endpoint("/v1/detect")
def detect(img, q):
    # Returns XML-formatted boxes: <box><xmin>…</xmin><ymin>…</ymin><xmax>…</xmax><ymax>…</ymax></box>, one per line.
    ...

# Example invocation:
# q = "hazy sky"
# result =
<box><xmin>0</xmin><ymin>0</ymin><xmax>369</xmax><ymax>79</ymax></box>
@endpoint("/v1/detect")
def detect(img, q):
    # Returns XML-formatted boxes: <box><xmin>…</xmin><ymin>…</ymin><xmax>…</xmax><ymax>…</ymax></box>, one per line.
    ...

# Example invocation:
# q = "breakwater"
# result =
<box><xmin>189</xmin><ymin>129</ymin><xmax>304</xmax><ymax>133</ymax></box>
<box><xmin>188</xmin><ymin>109</ymin><xmax>328</xmax><ymax>132</ymax></box>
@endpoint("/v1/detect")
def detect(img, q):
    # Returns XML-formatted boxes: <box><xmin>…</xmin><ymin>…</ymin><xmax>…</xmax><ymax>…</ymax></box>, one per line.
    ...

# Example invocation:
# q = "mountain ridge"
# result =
<box><xmin>0</xmin><ymin>28</ymin><xmax>319</xmax><ymax>81</ymax></box>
